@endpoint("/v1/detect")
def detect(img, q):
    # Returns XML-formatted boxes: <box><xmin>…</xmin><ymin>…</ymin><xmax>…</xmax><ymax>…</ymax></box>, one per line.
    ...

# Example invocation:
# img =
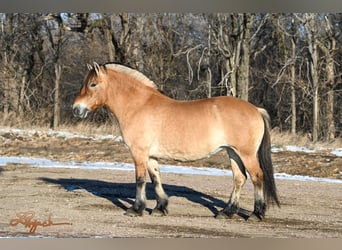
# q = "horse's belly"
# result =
<box><xmin>149</xmin><ymin>124</ymin><xmax>228</xmax><ymax>161</ymax></box>
<box><xmin>149</xmin><ymin>143</ymin><xmax>224</xmax><ymax>162</ymax></box>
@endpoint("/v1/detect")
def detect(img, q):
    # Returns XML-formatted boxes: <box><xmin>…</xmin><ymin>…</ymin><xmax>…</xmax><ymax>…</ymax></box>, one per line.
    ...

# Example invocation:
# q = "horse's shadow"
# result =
<box><xmin>40</xmin><ymin>177</ymin><xmax>230</xmax><ymax>217</ymax></box>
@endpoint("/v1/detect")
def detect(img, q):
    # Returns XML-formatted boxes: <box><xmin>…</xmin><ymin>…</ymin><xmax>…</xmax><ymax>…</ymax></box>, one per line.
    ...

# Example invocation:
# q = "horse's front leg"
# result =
<box><xmin>147</xmin><ymin>159</ymin><xmax>168</xmax><ymax>216</ymax></box>
<box><xmin>125</xmin><ymin>155</ymin><xmax>148</xmax><ymax>217</ymax></box>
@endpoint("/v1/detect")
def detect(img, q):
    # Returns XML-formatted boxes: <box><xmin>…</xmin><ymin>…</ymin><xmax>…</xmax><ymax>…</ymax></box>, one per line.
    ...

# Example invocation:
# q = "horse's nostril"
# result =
<box><xmin>72</xmin><ymin>105</ymin><xmax>89</xmax><ymax>119</ymax></box>
<box><xmin>73</xmin><ymin>107</ymin><xmax>79</xmax><ymax>117</ymax></box>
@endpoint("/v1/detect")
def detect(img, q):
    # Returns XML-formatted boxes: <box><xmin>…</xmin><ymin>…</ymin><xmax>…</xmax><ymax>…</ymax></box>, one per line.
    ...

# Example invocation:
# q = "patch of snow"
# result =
<box><xmin>1</xmin><ymin>156</ymin><xmax>341</xmax><ymax>184</ymax></box>
<box><xmin>271</xmin><ymin>145</ymin><xmax>322</xmax><ymax>154</ymax></box>
<box><xmin>0</xmin><ymin>127</ymin><xmax>117</xmax><ymax>141</ymax></box>
<box><xmin>331</xmin><ymin>148</ymin><xmax>342</xmax><ymax>157</ymax></box>
<box><xmin>272</xmin><ymin>144</ymin><xmax>342</xmax><ymax>157</ymax></box>
<box><xmin>275</xmin><ymin>173</ymin><xmax>342</xmax><ymax>184</ymax></box>
<box><xmin>114</xmin><ymin>136</ymin><xmax>123</xmax><ymax>142</ymax></box>
<box><xmin>0</xmin><ymin>156</ymin><xmax>134</xmax><ymax>171</ymax></box>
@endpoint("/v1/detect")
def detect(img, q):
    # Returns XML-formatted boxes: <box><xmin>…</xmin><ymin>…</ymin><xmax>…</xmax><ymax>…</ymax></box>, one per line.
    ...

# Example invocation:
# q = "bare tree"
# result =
<box><xmin>0</xmin><ymin>14</ymin><xmax>42</xmax><ymax>121</ymax></box>
<box><xmin>271</xmin><ymin>14</ymin><xmax>299</xmax><ymax>134</ymax></box>
<box><xmin>43</xmin><ymin>14</ymin><xmax>69</xmax><ymax>129</ymax></box>
<box><xmin>317</xmin><ymin>14</ymin><xmax>338</xmax><ymax>140</ymax></box>
<box><xmin>294</xmin><ymin>13</ymin><xmax>320</xmax><ymax>142</ymax></box>
<box><xmin>209</xmin><ymin>13</ymin><xmax>257</xmax><ymax>101</ymax></box>
<box><xmin>0</xmin><ymin>13</ymin><xmax>340</xmax><ymax>141</ymax></box>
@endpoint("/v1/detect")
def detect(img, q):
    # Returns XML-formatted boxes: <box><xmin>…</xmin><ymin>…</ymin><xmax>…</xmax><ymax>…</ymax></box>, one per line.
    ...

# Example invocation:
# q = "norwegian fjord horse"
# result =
<box><xmin>73</xmin><ymin>62</ymin><xmax>280</xmax><ymax>220</ymax></box>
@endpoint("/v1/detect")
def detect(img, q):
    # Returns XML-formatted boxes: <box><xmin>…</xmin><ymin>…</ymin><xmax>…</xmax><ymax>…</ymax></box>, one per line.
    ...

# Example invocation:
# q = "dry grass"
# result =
<box><xmin>58</xmin><ymin>121</ymin><xmax>120</xmax><ymax>137</ymax></box>
<box><xmin>0</xmin><ymin>111</ymin><xmax>49</xmax><ymax>128</ymax></box>
<box><xmin>271</xmin><ymin>129</ymin><xmax>342</xmax><ymax>149</ymax></box>
<box><xmin>0</xmin><ymin>112</ymin><xmax>120</xmax><ymax>137</ymax></box>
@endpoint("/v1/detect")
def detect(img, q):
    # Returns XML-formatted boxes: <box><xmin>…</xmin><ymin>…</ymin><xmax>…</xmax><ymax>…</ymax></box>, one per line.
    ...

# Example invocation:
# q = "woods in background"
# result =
<box><xmin>0</xmin><ymin>13</ymin><xmax>341</xmax><ymax>141</ymax></box>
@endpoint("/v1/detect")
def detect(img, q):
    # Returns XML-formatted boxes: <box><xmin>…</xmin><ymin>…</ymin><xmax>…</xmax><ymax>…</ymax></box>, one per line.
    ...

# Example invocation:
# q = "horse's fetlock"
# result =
<box><xmin>253</xmin><ymin>199</ymin><xmax>266</xmax><ymax>219</ymax></box>
<box><xmin>221</xmin><ymin>202</ymin><xmax>239</xmax><ymax>217</ymax></box>
<box><xmin>133</xmin><ymin>198</ymin><xmax>146</xmax><ymax>214</ymax></box>
<box><xmin>157</xmin><ymin>197</ymin><xmax>168</xmax><ymax>210</ymax></box>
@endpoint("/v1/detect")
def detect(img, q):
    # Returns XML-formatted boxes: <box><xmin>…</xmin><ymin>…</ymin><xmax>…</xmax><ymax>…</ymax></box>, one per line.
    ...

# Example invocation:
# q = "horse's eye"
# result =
<box><xmin>89</xmin><ymin>82</ymin><xmax>97</xmax><ymax>88</ymax></box>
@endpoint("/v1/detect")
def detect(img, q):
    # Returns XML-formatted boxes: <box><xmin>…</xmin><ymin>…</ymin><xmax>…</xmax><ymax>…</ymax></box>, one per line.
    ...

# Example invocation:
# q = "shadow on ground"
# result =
<box><xmin>40</xmin><ymin>177</ymin><xmax>230</xmax><ymax>217</ymax></box>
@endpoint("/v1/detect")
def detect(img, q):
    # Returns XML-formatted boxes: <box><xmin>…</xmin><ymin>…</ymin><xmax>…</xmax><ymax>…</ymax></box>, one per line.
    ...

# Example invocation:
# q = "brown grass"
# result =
<box><xmin>271</xmin><ymin>129</ymin><xmax>342</xmax><ymax>149</ymax></box>
<box><xmin>58</xmin><ymin>121</ymin><xmax>120</xmax><ymax>137</ymax></box>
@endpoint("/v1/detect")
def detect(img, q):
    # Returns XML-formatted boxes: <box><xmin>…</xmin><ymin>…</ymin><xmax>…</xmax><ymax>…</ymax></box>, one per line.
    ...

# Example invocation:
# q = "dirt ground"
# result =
<box><xmin>0</xmin><ymin>130</ymin><xmax>341</xmax><ymax>238</ymax></box>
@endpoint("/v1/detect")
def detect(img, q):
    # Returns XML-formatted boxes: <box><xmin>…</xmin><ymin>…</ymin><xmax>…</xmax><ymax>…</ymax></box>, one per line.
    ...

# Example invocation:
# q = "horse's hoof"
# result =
<box><xmin>247</xmin><ymin>212</ymin><xmax>263</xmax><ymax>222</ymax></box>
<box><xmin>151</xmin><ymin>207</ymin><xmax>168</xmax><ymax>216</ymax></box>
<box><xmin>125</xmin><ymin>207</ymin><xmax>143</xmax><ymax>217</ymax></box>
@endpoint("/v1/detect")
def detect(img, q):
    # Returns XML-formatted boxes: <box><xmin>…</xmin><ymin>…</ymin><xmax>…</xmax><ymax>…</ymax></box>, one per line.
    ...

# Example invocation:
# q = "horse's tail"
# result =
<box><xmin>257</xmin><ymin>108</ymin><xmax>280</xmax><ymax>207</ymax></box>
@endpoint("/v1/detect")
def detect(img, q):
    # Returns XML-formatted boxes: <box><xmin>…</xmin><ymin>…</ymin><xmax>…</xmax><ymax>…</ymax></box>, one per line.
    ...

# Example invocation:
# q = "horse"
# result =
<box><xmin>72</xmin><ymin>62</ymin><xmax>280</xmax><ymax>220</ymax></box>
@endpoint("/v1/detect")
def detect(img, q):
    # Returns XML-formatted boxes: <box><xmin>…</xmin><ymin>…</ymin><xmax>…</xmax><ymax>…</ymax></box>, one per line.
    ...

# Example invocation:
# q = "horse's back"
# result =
<box><xmin>145</xmin><ymin>95</ymin><xmax>264</xmax><ymax>161</ymax></box>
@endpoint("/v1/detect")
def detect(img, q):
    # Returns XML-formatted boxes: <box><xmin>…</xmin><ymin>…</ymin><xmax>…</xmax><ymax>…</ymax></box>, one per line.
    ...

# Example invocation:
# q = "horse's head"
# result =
<box><xmin>73</xmin><ymin>62</ymin><xmax>108</xmax><ymax>118</ymax></box>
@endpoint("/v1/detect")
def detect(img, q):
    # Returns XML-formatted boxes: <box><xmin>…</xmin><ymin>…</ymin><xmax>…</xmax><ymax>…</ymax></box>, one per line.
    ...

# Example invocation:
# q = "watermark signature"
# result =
<box><xmin>9</xmin><ymin>211</ymin><xmax>72</xmax><ymax>234</ymax></box>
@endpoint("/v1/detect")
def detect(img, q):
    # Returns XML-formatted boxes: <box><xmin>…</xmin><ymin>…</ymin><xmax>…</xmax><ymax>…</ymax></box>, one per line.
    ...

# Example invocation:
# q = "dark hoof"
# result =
<box><xmin>252</xmin><ymin>200</ymin><xmax>266</xmax><ymax>221</ymax></box>
<box><xmin>247</xmin><ymin>212</ymin><xmax>263</xmax><ymax>222</ymax></box>
<box><xmin>237</xmin><ymin>208</ymin><xmax>252</xmax><ymax>221</ymax></box>
<box><xmin>151</xmin><ymin>207</ymin><xmax>168</xmax><ymax>216</ymax></box>
<box><xmin>216</xmin><ymin>202</ymin><xmax>238</xmax><ymax>219</ymax></box>
<box><xmin>217</xmin><ymin>207</ymin><xmax>253</xmax><ymax>220</ymax></box>
<box><xmin>125</xmin><ymin>207</ymin><xmax>144</xmax><ymax>217</ymax></box>
<box><xmin>151</xmin><ymin>198</ymin><xmax>168</xmax><ymax>216</ymax></box>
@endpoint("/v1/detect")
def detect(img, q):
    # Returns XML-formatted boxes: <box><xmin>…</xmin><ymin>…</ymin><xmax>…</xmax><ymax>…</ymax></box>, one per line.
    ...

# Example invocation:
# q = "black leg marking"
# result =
<box><xmin>151</xmin><ymin>198</ymin><xmax>169</xmax><ymax>216</ymax></box>
<box><xmin>216</xmin><ymin>200</ymin><xmax>239</xmax><ymax>219</ymax></box>
<box><xmin>251</xmin><ymin>199</ymin><xmax>266</xmax><ymax>220</ymax></box>
<box><xmin>226</xmin><ymin>147</ymin><xmax>247</xmax><ymax>179</ymax></box>
<box><xmin>125</xmin><ymin>177</ymin><xmax>146</xmax><ymax>216</ymax></box>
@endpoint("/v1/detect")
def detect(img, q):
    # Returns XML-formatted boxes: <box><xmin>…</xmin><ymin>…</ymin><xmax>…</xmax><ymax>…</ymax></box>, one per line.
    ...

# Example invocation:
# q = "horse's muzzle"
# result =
<box><xmin>73</xmin><ymin>104</ymin><xmax>90</xmax><ymax>119</ymax></box>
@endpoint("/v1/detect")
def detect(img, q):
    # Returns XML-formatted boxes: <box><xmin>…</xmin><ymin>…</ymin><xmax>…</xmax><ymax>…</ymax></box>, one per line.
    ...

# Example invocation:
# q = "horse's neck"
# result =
<box><xmin>106</xmin><ymin>79</ymin><xmax>159</xmax><ymax>126</ymax></box>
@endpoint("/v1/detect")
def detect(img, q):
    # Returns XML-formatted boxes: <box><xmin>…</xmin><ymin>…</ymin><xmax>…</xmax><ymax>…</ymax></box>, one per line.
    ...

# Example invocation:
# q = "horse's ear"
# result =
<box><xmin>93</xmin><ymin>62</ymin><xmax>101</xmax><ymax>75</ymax></box>
<box><xmin>87</xmin><ymin>63</ymin><xmax>93</xmax><ymax>71</ymax></box>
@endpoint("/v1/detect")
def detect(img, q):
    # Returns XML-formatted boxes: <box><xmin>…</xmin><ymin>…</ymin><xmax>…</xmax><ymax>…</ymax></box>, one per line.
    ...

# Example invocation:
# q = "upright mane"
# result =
<box><xmin>102</xmin><ymin>63</ymin><xmax>157</xmax><ymax>89</ymax></box>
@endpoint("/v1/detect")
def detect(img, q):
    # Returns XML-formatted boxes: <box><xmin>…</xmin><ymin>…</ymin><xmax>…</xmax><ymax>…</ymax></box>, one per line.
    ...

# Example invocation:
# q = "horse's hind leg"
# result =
<box><xmin>246</xmin><ymin>157</ymin><xmax>266</xmax><ymax>220</ymax></box>
<box><xmin>147</xmin><ymin>159</ymin><xmax>169</xmax><ymax>216</ymax></box>
<box><xmin>217</xmin><ymin>159</ymin><xmax>247</xmax><ymax>218</ymax></box>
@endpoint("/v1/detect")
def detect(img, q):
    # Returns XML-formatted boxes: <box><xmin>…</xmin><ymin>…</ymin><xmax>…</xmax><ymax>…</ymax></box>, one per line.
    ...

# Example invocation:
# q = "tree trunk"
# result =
<box><xmin>290</xmin><ymin>31</ymin><xmax>296</xmax><ymax>135</ymax></box>
<box><xmin>131</xmin><ymin>15</ymin><xmax>145</xmax><ymax>71</ymax></box>
<box><xmin>310</xmin><ymin>44</ymin><xmax>319</xmax><ymax>142</ymax></box>
<box><xmin>19</xmin><ymin>68</ymin><xmax>27</xmax><ymax>117</ymax></box>
<box><xmin>305</xmin><ymin>14</ymin><xmax>319</xmax><ymax>142</ymax></box>
<box><xmin>104</xmin><ymin>25</ymin><xmax>115</xmax><ymax>61</ymax></box>
<box><xmin>324</xmin><ymin>15</ymin><xmax>336</xmax><ymax>141</ymax></box>
<box><xmin>53</xmin><ymin>63</ymin><xmax>62</xmax><ymax>129</ymax></box>
<box><xmin>238</xmin><ymin>13</ymin><xmax>253</xmax><ymax>101</ymax></box>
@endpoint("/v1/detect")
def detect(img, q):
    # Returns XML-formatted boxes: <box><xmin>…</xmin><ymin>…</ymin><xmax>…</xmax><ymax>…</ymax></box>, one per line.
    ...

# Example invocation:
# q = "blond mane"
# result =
<box><xmin>103</xmin><ymin>63</ymin><xmax>157</xmax><ymax>89</ymax></box>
